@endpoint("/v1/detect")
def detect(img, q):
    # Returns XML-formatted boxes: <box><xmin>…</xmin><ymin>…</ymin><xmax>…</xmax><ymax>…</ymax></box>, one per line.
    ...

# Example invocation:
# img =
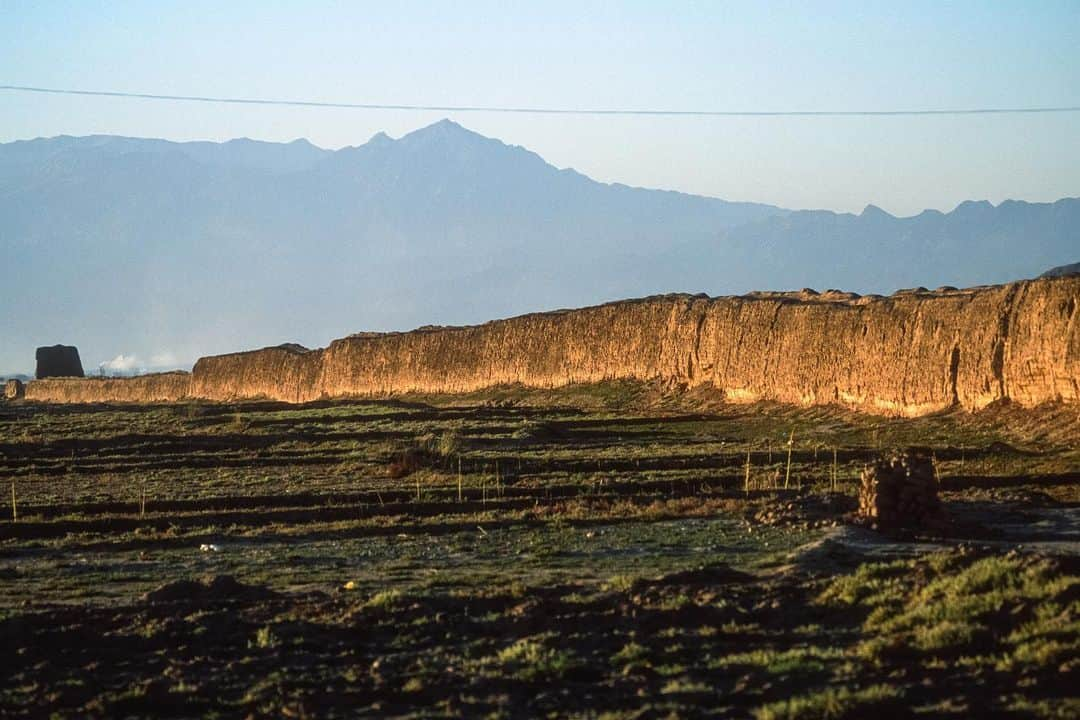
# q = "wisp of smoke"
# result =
<box><xmin>98</xmin><ymin>351</ymin><xmax>181</xmax><ymax>375</ymax></box>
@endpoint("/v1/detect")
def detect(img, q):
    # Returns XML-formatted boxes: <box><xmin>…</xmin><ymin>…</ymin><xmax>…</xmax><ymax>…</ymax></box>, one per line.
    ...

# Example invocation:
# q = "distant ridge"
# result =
<box><xmin>1040</xmin><ymin>262</ymin><xmax>1080</xmax><ymax>278</ymax></box>
<box><xmin>2</xmin><ymin>120</ymin><xmax>1078</xmax><ymax>374</ymax></box>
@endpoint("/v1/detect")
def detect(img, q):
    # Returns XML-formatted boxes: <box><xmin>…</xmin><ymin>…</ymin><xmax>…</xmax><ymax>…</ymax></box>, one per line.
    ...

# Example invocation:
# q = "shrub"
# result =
<box><xmin>364</xmin><ymin>589</ymin><xmax>403</xmax><ymax>610</ymax></box>
<box><xmin>496</xmin><ymin>638</ymin><xmax>577</xmax><ymax>681</ymax></box>
<box><xmin>611</xmin><ymin>641</ymin><xmax>648</xmax><ymax>665</ymax></box>
<box><xmin>387</xmin><ymin>449</ymin><xmax>425</xmax><ymax>478</ymax></box>
<box><xmin>512</xmin><ymin>421</ymin><xmax>561</xmax><ymax>442</ymax></box>
<box><xmin>249</xmin><ymin>625</ymin><xmax>279</xmax><ymax>649</ymax></box>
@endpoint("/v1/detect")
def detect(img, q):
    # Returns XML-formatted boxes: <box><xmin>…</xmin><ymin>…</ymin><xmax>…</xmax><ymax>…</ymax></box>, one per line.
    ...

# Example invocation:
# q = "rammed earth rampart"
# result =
<box><xmin>23</xmin><ymin>277</ymin><xmax>1080</xmax><ymax>417</ymax></box>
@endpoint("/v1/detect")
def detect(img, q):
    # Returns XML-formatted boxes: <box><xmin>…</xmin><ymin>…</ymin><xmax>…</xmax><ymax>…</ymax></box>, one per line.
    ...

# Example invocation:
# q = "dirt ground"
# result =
<box><xmin>0</xmin><ymin>383</ymin><xmax>1077</xmax><ymax>718</ymax></box>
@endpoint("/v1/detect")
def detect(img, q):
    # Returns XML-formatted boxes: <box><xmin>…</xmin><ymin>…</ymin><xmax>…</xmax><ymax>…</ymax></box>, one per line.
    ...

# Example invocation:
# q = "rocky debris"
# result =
<box><xmin>141</xmin><ymin>575</ymin><xmax>276</xmax><ymax>604</ymax></box>
<box><xmin>3</xmin><ymin>379</ymin><xmax>23</xmax><ymax>400</ymax></box>
<box><xmin>751</xmin><ymin>493</ymin><xmax>853</xmax><ymax>529</ymax></box>
<box><xmin>34</xmin><ymin>345</ymin><xmax>84</xmax><ymax>379</ymax></box>
<box><xmin>859</xmin><ymin>451</ymin><xmax>946</xmax><ymax>531</ymax></box>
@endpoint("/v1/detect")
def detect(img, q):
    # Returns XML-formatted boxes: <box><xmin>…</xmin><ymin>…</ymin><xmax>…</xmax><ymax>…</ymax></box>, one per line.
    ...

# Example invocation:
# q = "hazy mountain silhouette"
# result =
<box><xmin>1</xmin><ymin>119</ymin><xmax>1076</xmax><ymax>373</ymax></box>
<box><xmin>663</xmin><ymin>199</ymin><xmax>1080</xmax><ymax>296</ymax></box>
<box><xmin>1040</xmin><ymin>262</ymin><xmax>1080</xmax><ymax>278</ymax></box>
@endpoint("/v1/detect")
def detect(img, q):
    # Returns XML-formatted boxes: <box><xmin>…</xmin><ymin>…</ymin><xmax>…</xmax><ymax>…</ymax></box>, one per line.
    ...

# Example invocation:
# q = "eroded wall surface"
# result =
<box><xmin>24</xmin><ymin>372</ymin><xmax>191</xmax><ymax>403</ymax></box>
<box><xmin>20</xmin><ymin>277</ymin><xmax>1080</xmax><ymax>416</ymax></box>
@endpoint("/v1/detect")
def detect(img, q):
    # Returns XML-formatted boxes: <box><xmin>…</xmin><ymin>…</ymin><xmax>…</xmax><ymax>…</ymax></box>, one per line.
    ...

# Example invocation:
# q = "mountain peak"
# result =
<box><xmin>860</xmin><ymin>204</ymin><xmax>894</xmax><ymax>219</ymax></box>
<box><xmin>367</xmin><ymin>131</ymin><xmax>392</xmax><ymax>146</ymax></box>
<box><xmin>401</xmin><ymin>119</ymin><xmax>486</xmax><ymax>144</ymax></box>
<box><xmin>954</xmin><ymin>199</ymin><xmax>994</xmax><ymax>213</ymax></box>
<box><xmin>426</xmin><ymin>118</ymin><xmax>468</xmax><ymax>133</ymax></box>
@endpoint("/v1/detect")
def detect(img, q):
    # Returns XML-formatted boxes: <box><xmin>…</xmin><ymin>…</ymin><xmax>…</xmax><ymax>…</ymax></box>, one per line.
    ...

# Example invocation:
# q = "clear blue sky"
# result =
<box><xmin>3</xmin><ymin>0</ymin><xmax>1078</xmax><ymax>215</ymax></box>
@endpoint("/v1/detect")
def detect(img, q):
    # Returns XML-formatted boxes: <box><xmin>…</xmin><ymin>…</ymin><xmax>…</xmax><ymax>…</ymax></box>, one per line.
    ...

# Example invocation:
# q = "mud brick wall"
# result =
<box><xmin>21</xmin><ymin>276</ymin><xmax>1080</xmax><ymax>416</ymax></box>
<box><xmin>24</xmin><ymin>372</ymin><xmax>191</xmax><ymax>403</ymax></box>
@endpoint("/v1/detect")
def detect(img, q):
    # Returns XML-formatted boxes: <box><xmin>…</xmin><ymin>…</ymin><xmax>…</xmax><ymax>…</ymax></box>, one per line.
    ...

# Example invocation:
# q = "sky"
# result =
<box><xmin>2</xmin><ymin>0</ymin><xmax>1079</xmax><ymax>215</ymax></box>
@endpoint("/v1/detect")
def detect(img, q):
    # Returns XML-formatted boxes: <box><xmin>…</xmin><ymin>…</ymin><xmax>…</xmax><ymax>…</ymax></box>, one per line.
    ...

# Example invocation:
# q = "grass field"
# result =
<box><xmin>1</xmin><ymin>382</ymin><xmax>1077</xmax><ymax>718</ymax></box>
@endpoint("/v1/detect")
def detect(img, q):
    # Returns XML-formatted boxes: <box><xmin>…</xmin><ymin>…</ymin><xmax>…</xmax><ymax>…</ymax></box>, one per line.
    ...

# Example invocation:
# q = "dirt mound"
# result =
<box><xmin>635</xmin><ymin>563</ymin><xmax>754</xmax><ymax>589</ymax></box>
<box><xmin>141</xmin><ymin>575</ymin><xmax>276</xmax><ymax>604</ymax></box>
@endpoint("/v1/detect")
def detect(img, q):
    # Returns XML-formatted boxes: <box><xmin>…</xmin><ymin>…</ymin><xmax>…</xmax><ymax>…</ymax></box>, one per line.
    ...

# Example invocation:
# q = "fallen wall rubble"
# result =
<box><xmin>858</xmin><ymin>451</ymin><xmax>945</xmax><ymax>530</ymax></box>
<box><xmin>4</xmin><ymin>379</ymin><xmax>24</xmax><ymax>400</ymax></box>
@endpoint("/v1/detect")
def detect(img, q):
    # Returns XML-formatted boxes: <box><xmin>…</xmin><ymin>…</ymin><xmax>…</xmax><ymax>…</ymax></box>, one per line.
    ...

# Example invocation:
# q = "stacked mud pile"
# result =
<box><xmin>3</xmin><ymin>379</ymin><xmax>24</xmax><ymax>400</ymax></box>
<box><xmin>20</xmin><ymin>276</ymin><xmax>1080</xmax><ymax>415</ymax></box>
<box><xmin>859</xmin><ymin>451</ymin><xmax>944</xmax><ymax>530</ymax></box>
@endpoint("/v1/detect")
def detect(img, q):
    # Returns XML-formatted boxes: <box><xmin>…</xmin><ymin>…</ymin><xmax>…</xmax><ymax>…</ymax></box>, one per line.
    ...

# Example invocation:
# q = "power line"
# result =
<box><xmin>2</xmin><ymin>84</ymin><xmax>1079</xmax><ymax>117</ymax></box>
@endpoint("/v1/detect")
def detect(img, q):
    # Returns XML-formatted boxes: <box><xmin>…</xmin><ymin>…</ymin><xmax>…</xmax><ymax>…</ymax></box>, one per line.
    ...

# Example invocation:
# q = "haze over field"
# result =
<box><xmin>1</xmin><ymin>119</ymin><xmax>1078</xmax><ymax>375</ymax></box>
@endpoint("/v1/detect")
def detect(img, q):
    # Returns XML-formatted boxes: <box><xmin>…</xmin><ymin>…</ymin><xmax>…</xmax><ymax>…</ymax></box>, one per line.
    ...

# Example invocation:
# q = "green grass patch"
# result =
<box><xmin>818</xmin><ymin>551</ymin><xmax>1079</xmax><ymax>666</ymax></box>
<box><xmin>494</xmin><ymin>637</ymin><xmax>578</xmax><ymax>681</ymax></box>
<box><xmin>752</xmin><ymin>684</ymin><xmax>904</xmax><ymax>720</ymax></box>
<box><xmin>709</xmin><ymin>646</ymin><xmax>844</xmax><ymax>676</ymax></box>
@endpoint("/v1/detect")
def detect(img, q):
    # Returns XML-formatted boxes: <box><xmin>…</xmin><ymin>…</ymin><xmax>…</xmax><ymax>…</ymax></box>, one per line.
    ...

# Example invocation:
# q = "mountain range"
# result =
<box><xmin>1</xmin><ymin>119</ymin><xmax>1077</xmax><ymax>375</ymax></box>
<box><xmin>1041</xmin><ymin>262</ymin><xmax>1080</xmax><ymax>278</ymax></box>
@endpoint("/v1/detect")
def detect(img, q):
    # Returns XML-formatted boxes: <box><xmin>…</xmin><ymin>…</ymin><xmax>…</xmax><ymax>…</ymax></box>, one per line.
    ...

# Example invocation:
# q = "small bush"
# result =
<box><xmin>605</xmin><ymin>575</ymin><xmax>637</xmax><ymax>593</ymax></box>
<box><xmin>660</xmin><ymin>678</ymin><xmax>710</xmax><ymax>695</ymax></box>
<box><xmin>912</xmin><ymin>620</ymin><xmax>985</xmax><ymax>652</ymax></box>
<box><xmin>230</xmin><ymin>413</ymin><xmax>250</xmax><ymax>433</ymax></box>
<box><xmin>387</xmin><ymin>449</ymin><xmax>426</xmax><ymax>478</ymax></box>
<box><xmin>364</xmin><ymin>589</ymin><xmax>403</xmax><ymax>610</ymax></box>
<box><xmin>512</xmin><ymin>421</ymin><xmax>561</xmax><ymax>442</ymax></box>
<box><xmin>417</xmin><ymin>429</ymin><xmax>464</xmax><ymax>457</ymax></box>
<box><xmin>496</xmin><ymin>638</ymin><xmax>577</xmax><ymax>681</ymax></box>
<box><xmin>612</xmin><ymin>641</ymin><xmax>648</xmax><ymax>665</ymax></box>
<box><xmin>401</xmin><ymin>677</ymin><xmax>425</xmax><ymax>693</ymax></box>
<box><xmin>249</xmin><ymin>625</ymin><xmax>279</xmax><ymax>649</ymax></box>
<box><xmin>387</xmin><ymin>429</ymin><xmax>464</xmax><ymax>477</ymax></box>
